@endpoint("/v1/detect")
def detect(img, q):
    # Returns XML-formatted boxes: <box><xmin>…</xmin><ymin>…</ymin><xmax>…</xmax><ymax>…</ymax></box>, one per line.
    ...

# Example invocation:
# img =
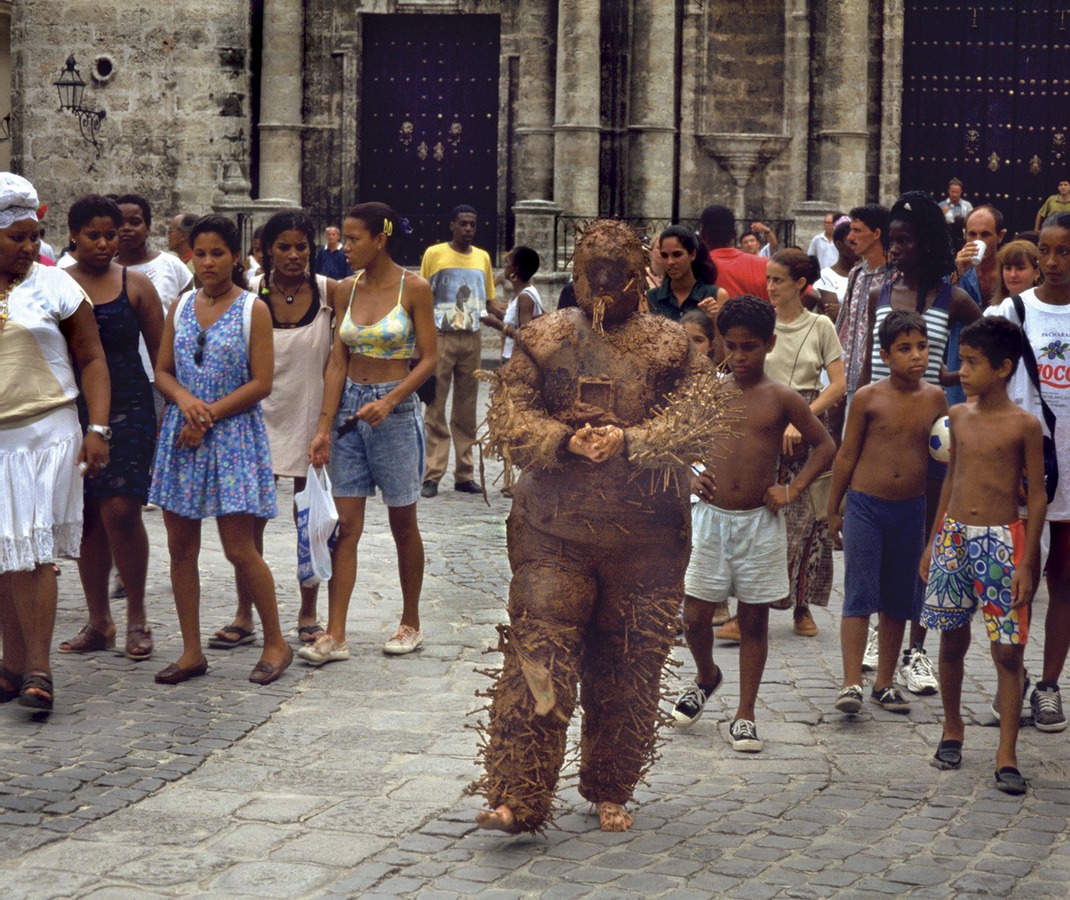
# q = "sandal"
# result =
<box><xmin>58</xmin><ymin>623</ymin><xmax>116</xmax><ymax>654</ymax></box>
<box><xmin>125</xmin><ymin>622</ymin><xmax>154</xmax><ymax>661</ymax></box>
<box><xmin>931</xmin><ymin>738</ymin><xmax>963</xmax><ymax>770</ymax></box>
<box><xmin>0</xmin><ymin>665</ymin><xmax>23</xmax><ymax>703</ymax></box>
<box><xmin>207</xmin><ymin>625</ymin><xmax>256</xmax><ymax>649</ymax></box>
<box><xmin>298</xmin><ymin>623</ymin><xmax>326</xmax><ymax>643</ymax></box>
<box><xmin>994</xmin><ymin>766</ymin><xmax>1027</xmax><ymax>796</ymax></box>
<box><xmin>17</xmin><ymin>671</ymin><xmax>53</xmax><ymax>711</ymax></box>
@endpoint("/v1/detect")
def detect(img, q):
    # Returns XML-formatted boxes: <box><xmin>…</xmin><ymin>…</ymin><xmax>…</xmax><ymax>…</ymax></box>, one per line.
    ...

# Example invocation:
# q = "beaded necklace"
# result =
<box><xmin>0</xmin><ymin>277</ymin><xmax>21</xmax><ymax>331</ymax></box>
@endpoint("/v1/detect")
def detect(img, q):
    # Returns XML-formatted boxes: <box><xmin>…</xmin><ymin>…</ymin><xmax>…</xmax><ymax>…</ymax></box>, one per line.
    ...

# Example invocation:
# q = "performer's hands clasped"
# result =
<box><xmin>568</xmin><ymin>423</ymin><xmax>624</xmax><ymax>463</ymax></box>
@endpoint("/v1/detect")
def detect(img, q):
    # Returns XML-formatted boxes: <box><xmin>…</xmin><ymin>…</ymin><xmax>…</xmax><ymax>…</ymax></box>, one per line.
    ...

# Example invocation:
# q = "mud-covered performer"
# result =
<box><xmin>470</xmin><ymin>220</ymin><xmax>734</xmax><ymax>834</ymax></box>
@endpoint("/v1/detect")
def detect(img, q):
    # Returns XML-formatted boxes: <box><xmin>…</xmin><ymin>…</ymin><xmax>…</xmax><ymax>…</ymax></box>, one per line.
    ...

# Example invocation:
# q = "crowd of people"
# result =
<box><xmin>0</xmin><ymin>165</ymin><xmax>1067</xmax><ymax>812</ymax></box>
<box><xmin>0</xmin><ymin>177</ymin><xmax>471</xmax><ymax>710</ymax></box>
<box><xmin>651</xmin><ymin>189</ymin><xmax>1067</xmax><ymax>800</ymax></box>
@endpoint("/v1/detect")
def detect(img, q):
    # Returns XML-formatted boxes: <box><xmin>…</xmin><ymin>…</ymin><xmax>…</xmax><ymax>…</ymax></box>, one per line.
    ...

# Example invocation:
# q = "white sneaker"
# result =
<box><xmin>861</xmin><ymin>626</ymin><xmax>879</xmax><ymax>672</ymax></box>
<box><xmin>383</xmin><ymin>624</ymin><xmax>423</xmax><ymax>655</ymax></box>
<box><xmin>896</xmin><ymin>647</ymin><xmax>939</xmax><ymax>695</ymax></box>
<box><xmin>296</xmin><ymin>634</ymin><xmax>350</xmax><ymax>666</ymax></box>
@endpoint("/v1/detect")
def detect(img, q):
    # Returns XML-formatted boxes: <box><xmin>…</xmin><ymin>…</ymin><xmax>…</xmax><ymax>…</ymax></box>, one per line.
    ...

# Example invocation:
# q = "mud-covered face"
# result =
<box><xmin>572</xmin><ymin>224</ymin><xmax>645</xmax><ymax>328</ymax></box>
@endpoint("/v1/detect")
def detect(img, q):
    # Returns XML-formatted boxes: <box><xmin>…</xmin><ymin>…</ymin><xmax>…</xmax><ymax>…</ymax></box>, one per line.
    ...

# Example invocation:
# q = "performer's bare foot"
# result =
<box><xmin>596</xmin><ymin>801</ymin><xmax>633</xmax><ymax>832</ymax></box>
<box><xmin>475</xmin><ymin>804</ymin><xmax>519</xmax><ymax>833</ymax></box>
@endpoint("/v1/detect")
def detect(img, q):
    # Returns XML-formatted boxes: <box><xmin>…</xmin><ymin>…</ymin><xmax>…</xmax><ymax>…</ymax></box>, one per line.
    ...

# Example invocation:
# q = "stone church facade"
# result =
<box><xmin>7</xmin><ymin>2</ymin><xmax>1066</xmax><ymax>267</ymax></box>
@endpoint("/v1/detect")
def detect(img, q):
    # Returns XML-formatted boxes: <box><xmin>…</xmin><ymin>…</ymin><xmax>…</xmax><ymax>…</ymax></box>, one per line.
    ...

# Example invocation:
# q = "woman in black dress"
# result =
<box><xmin>58</xmin><ymin>195</ymin><xmax>165</xmax><ymax>661</ymax></box>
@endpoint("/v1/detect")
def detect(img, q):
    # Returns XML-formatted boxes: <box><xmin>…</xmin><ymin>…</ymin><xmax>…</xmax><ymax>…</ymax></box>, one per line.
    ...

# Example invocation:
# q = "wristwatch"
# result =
<box><xmin>87</xmin><ymin>424</ymin><xmax>113</xmax><ymax>442</ymax></box>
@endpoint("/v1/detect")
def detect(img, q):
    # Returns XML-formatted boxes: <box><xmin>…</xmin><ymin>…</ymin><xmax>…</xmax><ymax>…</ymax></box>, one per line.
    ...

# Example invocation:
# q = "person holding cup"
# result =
<box><xmin>955</xmin><ymin>205</ymin><xmax>1007</xmax><ymax>305</ymax></box>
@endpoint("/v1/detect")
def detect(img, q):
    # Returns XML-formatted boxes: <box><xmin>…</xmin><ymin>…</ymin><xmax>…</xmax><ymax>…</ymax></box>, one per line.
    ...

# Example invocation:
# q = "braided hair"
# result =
<box><xmin>258</xmin><ymin>209</ymin><xmax>321</xmax><ymax>309</ymax></box>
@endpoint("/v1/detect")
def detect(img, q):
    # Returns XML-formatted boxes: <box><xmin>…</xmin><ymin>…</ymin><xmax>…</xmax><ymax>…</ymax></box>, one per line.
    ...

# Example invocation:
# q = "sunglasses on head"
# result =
<box><xmin>194</xmin><ymin>329</ymin><xmax>207</xmax><ymax>366</ymax></box>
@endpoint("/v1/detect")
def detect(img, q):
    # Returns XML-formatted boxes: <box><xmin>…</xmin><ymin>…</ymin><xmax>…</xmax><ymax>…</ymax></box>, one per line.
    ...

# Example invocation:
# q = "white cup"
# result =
<box><xmin>971</xmin><ymin>240</ymin><xmax>986</xmax><ymax>266</ymax></box>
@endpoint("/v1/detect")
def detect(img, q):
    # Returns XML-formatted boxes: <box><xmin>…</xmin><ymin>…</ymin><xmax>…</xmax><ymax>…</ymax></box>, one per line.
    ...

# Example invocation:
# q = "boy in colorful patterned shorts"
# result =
<box><xmin>919</xmin><ymin>317</ymin><xmax>1048</xmax><ymax>794</ymax></box>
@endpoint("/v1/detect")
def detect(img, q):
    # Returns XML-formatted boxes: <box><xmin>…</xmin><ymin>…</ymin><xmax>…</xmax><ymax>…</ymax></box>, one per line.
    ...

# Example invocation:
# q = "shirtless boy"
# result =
<box><xmin>828</xmin><ymin>311</ymin><xmax>948</xmax><ymax>715</ymax></box>
<box><xmin>919</xmin><ymin>317</ymin><xmax>1046</xmax><ymax>795</ymax></box>
<box><xmin>673</xmin><ymin>296</ymin><xmax>835</xmax><ymax>752</ymax></box>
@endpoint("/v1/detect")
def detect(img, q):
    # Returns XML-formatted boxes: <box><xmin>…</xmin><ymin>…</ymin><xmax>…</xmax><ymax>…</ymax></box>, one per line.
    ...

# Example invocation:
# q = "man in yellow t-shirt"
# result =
<box><xmin>419</xmin><ymin>205</ymin><xmax>495</xmax><ymax>497</ymax></box>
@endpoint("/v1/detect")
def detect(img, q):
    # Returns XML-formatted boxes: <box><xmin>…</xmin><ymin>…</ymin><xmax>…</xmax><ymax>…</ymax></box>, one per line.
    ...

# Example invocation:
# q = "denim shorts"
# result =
<box><xmin>330</xmin><ymin>379</ymin><xmax>425</xmax><ymax>506</ymax></box>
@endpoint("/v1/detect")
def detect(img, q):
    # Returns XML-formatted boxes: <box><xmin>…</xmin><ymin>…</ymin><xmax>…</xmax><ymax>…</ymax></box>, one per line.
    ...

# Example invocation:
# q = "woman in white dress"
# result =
<box><xmin>0</xmin><ymin>173</ymin><xmax>111</xmax><ymax>712</ymax></box>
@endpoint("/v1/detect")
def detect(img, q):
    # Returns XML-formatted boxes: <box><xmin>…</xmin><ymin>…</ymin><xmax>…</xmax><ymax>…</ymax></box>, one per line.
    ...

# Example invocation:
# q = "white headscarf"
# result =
<box><xmin>0</xmin><ymin>173</ymin><xmax>40</xmax><ymax>231</ymax></box>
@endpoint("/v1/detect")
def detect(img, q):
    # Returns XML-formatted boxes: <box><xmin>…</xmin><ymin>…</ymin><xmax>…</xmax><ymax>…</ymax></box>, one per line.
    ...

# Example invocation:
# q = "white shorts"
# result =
<box><xmin>685</xmin><ymin>502</ymin><xmax>789</xmax><ymax>605</ymax></box>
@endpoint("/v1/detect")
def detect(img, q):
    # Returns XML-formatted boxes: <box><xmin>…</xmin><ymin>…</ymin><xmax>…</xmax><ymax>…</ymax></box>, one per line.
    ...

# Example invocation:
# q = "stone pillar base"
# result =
<box><xmin>513</xmin><ymin>199</ymin><xmax>562</xmax><ymax>278</ymax></box>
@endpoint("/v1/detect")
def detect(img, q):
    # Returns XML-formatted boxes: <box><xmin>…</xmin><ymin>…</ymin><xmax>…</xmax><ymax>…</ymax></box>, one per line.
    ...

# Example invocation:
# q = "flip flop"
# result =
<box><xmin>298</xmin><ymin>624</ymin><xmax>326</xmax><ymax>643</ymax></box>
<box><xmin>208</xmin><ymin>625</ymin><xmax>257</xmax><ymax>649</ymax></box>
<box><xmin>930</xmin><ymin>738</ymin><xmax>963</xmax><ymax>770</ymax></box>
<box><xmin>994</xmin><ymin>766</ymin><xmax>1027</xmax><ymax>796</ymax></box>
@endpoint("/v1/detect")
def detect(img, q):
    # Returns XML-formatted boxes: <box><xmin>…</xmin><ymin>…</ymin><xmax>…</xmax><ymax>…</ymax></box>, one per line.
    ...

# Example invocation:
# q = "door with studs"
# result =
<box><xmin>359</xmin><ymin>14</ymin><xmax>501</xmax><ymax>267</ymax></box>
<box><xmin>900</xmin><ymin>2</ymin><xmax>1068</xmax><ymax>236</ymax></box>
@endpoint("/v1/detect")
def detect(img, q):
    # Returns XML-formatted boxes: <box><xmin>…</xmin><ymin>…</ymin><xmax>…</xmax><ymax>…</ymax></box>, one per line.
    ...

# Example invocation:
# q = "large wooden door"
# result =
<box><xmin>900</xmin><ymin>3</ymin><xmax>1069</xmax><ymax>236</ymax></box>
<box><xmin>359</xmin><ymin>14</ymin><xmax>501</xmax><ymax>267</ymax></box>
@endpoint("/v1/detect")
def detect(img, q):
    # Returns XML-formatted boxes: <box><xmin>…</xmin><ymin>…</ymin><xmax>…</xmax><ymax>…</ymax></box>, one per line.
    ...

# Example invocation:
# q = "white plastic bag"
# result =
<box><xmin>295</xmin><ymin>465</ymin><xmax>338</xmax><ymax>588</ymax></box>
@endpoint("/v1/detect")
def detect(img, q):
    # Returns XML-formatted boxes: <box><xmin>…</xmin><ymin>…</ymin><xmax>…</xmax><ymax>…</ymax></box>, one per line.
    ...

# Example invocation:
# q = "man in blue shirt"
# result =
<box><xmin>315</xmin><ymin>225</ymin><xmax>352</xmax><ymax>280</ymax></box>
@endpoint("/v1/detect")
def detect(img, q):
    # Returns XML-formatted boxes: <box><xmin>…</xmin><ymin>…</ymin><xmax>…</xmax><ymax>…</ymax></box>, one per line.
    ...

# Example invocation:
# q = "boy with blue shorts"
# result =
<box><xmin>828</xmin><ymin>311</ymin><xmax>948</xmax><ymax>715</ymax></box>
<box><xmin>919</xmin><ymin>317</ymin><xmax>1047</xmax><ymax>794</ymax></box>
<box><xmin>673</xmin><ymin>296</ymin><xmax>835</xmax><ymax>752</ymax></box>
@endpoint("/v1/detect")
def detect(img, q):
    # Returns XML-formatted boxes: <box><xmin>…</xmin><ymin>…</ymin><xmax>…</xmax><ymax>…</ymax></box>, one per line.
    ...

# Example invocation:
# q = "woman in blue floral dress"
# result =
<box><xmin>149</xmin><ymin>215</ymin><xmax>292</xmax><ymax>686</ymax></box>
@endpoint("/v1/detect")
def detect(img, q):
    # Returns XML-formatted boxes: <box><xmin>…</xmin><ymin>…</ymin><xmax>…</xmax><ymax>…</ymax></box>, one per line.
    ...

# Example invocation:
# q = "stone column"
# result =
<box><xmin>812</xmin><ymin>0</ymin><xmax>869</xmax><ymax>209</ymax></box>
<box><xmin>257</xmin><ymin>0</ymin><xmax>303</xmax><ymax>205</ymax></box>
<box><xmin>879</xmin><ymin>0</ymin><xmax>905</xmax><ymax>205</ymax></box>
<box><xmin>626</xmin><ymin>0</ymin><xmax>676</xmax><ymax>220</ymax></box>
<box><xmin>513</xmin><ymin>4</ymin><xmax>556</xmax><ymax>202</ymax></box>
<box><xmin>552</xmin><ymin>0</ymin><xmax>600</xmax><ymax>216</ymax></box>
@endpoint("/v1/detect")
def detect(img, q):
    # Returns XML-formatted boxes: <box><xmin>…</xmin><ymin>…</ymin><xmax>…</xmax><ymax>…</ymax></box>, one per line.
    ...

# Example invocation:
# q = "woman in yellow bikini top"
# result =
<box><xmin>305</xmin><ymin>202</ymin><xmax>437</xmax><ymax>665</ymax></box>
<box><xmin>338</xmin><ymin>269</ymin><xmax>417</xmax><ymax>359</ymax></box>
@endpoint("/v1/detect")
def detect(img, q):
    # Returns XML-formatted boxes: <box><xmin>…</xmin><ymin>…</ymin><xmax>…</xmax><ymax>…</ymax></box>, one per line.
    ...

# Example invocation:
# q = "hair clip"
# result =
<box><xmin>400</xmin><ymin>217</ymin><xmax>413</xmax><ymax>235</ymax></box>
<box><xmin>383</xmin><ymin>219</ymin><xmax>393</xmax><ymax>237</ymax></box>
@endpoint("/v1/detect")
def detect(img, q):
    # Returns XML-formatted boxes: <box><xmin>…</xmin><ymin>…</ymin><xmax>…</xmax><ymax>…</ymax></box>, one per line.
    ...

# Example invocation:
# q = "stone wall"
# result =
<box><xmin>6</xmin><ymin>1</ymin><xmax>905</xmax><ymax>265</ymax></box>
<box><xmin>9</xmin><ymin>2</ymin><xmax>251</xmax><ymax>243</ymax></box>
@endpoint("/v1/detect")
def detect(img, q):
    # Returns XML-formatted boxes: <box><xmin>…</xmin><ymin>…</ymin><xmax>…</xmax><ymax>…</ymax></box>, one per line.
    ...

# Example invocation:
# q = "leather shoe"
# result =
<box><xmin>249</xmin><ymin>645</ymin><xmax>294</xmax><ymax>685</ymax></box>
<box><xmin>420</xmin><ymin>480</ymin><xmax>438</xmax><ymax>498</ymax></box>
<box><xmin>154</xmin><ymin>657</ymin><xmax>208</xmax><ymax>685</ymax></box>
<box><xmin>454</xmin><ymin>480</ymin><xmax>482</xmax><ymax>494</ymax></box>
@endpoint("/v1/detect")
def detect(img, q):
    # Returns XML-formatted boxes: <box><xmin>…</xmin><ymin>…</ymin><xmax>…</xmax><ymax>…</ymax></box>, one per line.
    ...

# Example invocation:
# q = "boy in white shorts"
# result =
<box><xmin>673</xmin><ymin>296</ymin><xmax>836</xmax><ymax>752</ymax></box>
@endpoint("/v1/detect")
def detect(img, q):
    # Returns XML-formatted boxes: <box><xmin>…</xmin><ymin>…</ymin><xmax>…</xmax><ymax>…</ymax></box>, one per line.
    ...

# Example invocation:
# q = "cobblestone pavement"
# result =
<box><xmin>3</xmin><ymin>384</ymin><xmax>1070</xmax><ymax>898</ymax></box>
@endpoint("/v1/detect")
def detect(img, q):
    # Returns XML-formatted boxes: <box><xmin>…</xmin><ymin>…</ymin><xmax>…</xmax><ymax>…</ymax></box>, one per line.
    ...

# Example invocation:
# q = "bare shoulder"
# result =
<box><xmin>949</xmin><ymin>285</ymin><xmax>982</xmax><ymax>320</ymax></box>
<box><xmin>948</xmin><ymin>403</ymin><xmax>970</xmax><ymax>425</ymax></box>
<box><xmin>759</xmin><ymin>375</ymin><xmax>805</xmax><ymax>409</ymax></box>
<box><xmin>401</xmin><ymin>270</ymin><xmax>433</xmax><ymax>305</ymax></box>
<box><xmin>919</xmin><ymin>380</ymin><xmax>947</xmax><ymax>407</ymax></box>
<box><xmin>1010</xmin><ymin>404</ymin><xmax>1043</xmax><ymax>435</ymax></box>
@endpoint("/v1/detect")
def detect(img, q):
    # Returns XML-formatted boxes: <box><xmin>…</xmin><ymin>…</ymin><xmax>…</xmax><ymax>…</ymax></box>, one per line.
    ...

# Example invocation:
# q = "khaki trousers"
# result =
<box><xmin>423</xmin><ymin>330</ymin><xmax>482</xmax><ymax>484</ymax></box>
